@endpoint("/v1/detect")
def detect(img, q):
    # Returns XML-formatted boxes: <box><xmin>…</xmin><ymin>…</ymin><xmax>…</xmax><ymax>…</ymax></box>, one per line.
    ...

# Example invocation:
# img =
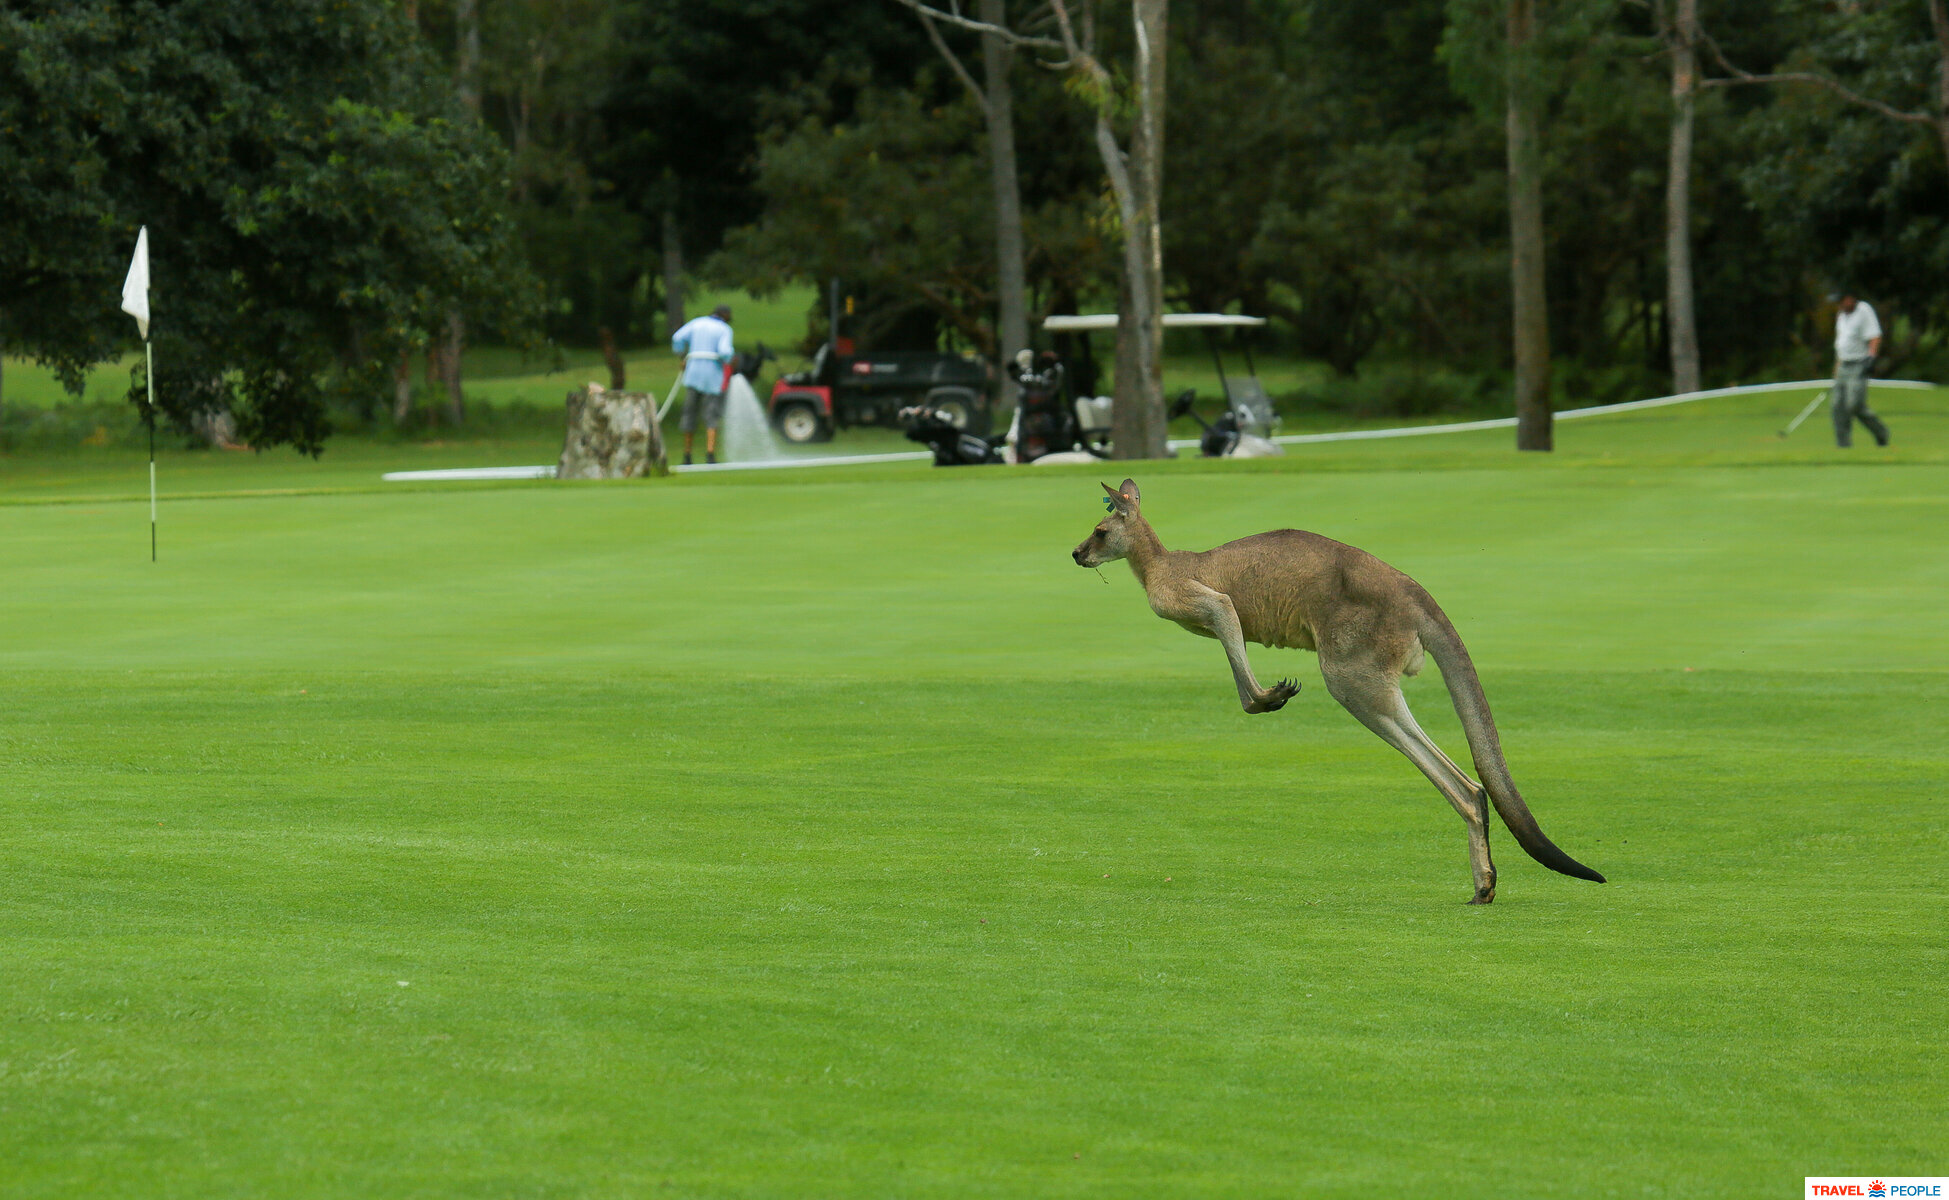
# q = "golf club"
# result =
<box><xmin>1779</xmin><ymin>390</ymin><xmax>1827</xmax><ymax>438</ymax></box>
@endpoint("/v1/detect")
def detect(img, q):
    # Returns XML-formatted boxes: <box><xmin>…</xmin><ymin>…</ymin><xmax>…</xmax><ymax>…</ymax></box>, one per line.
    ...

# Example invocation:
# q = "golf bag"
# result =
<box><xmin>901</xmin><ymin>405</ymin><xmax>1006</xmax><ymax>466</ymax></box>
<box><xmin>1011</xmin><ymin>350</ymin><xmax>1109</xmax><ymax>462</ymax></box>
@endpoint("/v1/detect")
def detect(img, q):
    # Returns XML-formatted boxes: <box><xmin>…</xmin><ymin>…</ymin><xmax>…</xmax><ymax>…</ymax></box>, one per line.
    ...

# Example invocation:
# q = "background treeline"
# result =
<box><xmin>446</xmin><ymin>0</ymin><xmax>1949</xmax><ymax>403</ymax></box>
<box><xmin>2</xmin><ymin>0</ymin><xmax>1944</xmax><ymax>450</ymax></box>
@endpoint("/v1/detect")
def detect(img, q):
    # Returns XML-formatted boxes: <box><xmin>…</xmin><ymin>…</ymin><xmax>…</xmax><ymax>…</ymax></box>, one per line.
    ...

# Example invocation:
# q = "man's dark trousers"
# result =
<box><xmin>1832</xmin><ymin>358</ymin><xmax>1890</xmax><ymax>448</ymax></box>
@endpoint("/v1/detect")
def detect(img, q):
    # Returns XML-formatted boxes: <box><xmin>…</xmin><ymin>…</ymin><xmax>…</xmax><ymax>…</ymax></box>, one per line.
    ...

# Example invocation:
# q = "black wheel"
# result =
<box><xmin>774</xmin><ymin>401</ymin><xmax>829</xmax><ymax>444</ymax></box>
<box><xmin>925</xmin><ymin>388</ymin><xmax>988</xmax><ymax>437</ymax></box>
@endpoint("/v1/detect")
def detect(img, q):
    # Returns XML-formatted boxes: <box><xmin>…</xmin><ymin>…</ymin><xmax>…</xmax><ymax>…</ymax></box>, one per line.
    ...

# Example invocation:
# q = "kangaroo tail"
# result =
<box><xmin>1414</xmin><ymin>601</ymin><xmax>1606</xmax><ymax>884</ymax></box>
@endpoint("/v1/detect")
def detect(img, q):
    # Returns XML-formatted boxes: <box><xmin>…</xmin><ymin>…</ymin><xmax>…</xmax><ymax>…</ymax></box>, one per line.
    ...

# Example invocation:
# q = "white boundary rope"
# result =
<box><xmin>385</xmin><ymin>377</ymin><xmax>1936</xmax><ymax>481</ymax></box>
<box><xmin>670</xmin><ymin>451</ymin><xmax>934</xmax><ymax>473</ymax></box>
<box><xmin>1167</xmin><ymin>377</ymin><xmax>1936</xmax><ymax>451</ymax></box>
<box><xmin>382</xmin><ymin>465</ymin><xmax>560</xmax><ymax>481</ymax></box>
<box><xmin>382</xmin><ymin>451</ymin><xmax>934</xmax><ymax>482</ymax></box>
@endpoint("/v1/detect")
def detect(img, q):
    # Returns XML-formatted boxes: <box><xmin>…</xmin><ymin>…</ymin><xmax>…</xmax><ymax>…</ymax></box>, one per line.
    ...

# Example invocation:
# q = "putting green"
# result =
<box><xmin>2</xmin><ymin>390</ymin><xmax>1945</xmax><ymax>1196</ymax></box>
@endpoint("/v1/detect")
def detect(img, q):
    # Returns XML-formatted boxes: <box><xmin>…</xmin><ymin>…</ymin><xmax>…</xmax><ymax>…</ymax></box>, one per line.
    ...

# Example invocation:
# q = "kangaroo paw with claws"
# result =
<box><xmin>1248</xmin><ymin>679</ymin><xmax>1300</xmax><ymax>714</ymax></box>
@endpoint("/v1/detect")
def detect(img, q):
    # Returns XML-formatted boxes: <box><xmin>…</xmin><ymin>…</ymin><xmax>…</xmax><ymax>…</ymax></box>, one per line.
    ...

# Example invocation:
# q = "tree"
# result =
<box><xmin>898</xmin><ymin>0</ymin><xmax>1174</xmax><ymax>459</ymax></box>
<box><xmin>0</xmin><ymin>0</ymin><xmax>541</xmax><ymax>453</ymax></box>
<box><xmin>412</xmin><ymin>0</ymin><xmax>642</xmax><ymax>345</ymax></box>
<box><xmin>1710</xmin><ymin>1</ymin><xmax>1949</xmax><ymax>369</ymax></box>
<box><xmin>1698</xmin><ymin>0</ymin><xmax>1949</xmax><ymax>370</ymax></box>
<box><xmin>1505</xmin><ymin>0</ymin><xmax>1554</xmax><ymax>450</ymax></box>
<box><xmin>1447</xmin><ymin>0</ymin><xmax>1623</xmax><ymax>447</ymax></box>
<box><xmin>1704</xmin><ymin>0</ymin><xmax>1949</xmax><ymax>179</ymax></box>
<box><xmin>1074</xmin><ymin>0</ymin><xmax>1173</xmax><ymax>460</ymax></box>
<box><xmin>906</xmin><ymin>0</ymin><xmax>1031</xmax><ymax>407</ymax></box>
<box><xmin>1662</xmin><ymin>0</ymin><xmax>1703</xmax><ymax>394</ymax></box>
<box><xmin>1203</xmin><ymin>1</ymin><xmax>1508</xmax><ymax>381</ymax></box>
<box><xmin>714</xmin><ymin>87</ymin><xmax>998</xmax><ymax>349</ymax></box>
<box><xmin>712</xmin><ymin>79</ymin><xmax>1110</xmax><ymax>357</ymax></box>
<box><xmin>599</xmin><ymin>1</ymin><xmax>932</xmax><ymax>337</ymax></box>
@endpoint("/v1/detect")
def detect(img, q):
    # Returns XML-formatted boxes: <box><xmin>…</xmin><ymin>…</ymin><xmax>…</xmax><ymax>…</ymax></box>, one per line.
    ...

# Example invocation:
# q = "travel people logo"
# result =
<box><xmin>1806</xmin><ymin>1179</ymin><xmax>1947</xmax><ymax>1200</ymax></box>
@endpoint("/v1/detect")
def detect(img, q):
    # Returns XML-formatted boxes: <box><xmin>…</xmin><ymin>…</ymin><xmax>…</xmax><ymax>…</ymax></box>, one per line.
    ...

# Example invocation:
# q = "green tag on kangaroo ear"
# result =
<box><xmin>1103</xmin><ymin>495</ymin><xmax>1116</xmax><ymax>512</ymax></box>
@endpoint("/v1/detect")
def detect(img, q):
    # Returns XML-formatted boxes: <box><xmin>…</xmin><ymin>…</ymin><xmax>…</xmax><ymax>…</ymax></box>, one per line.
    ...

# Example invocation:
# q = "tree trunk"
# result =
<box><xmin>392</xmin><ymin>351</ymin><xmax>413</xmax><ymax>424</ymax></box>
<box><xmin>443</xmin><ymin>311</ymin><xmax>466</xmax><ymax>425</ymax></box>
<box><xmin>980</xmin><ymin>0</ymin><xmax>1029</xmax><ymax>413</ymax></box>
<box><xmin>662</xmin><ymin>206</ymin><xmax>686</xmax><ymax>335</ymax></box>
<box><xmin>1666</xmin><ymin>0</ymin><xmax>1702</xmax><ymax>395</ymax></box>
<box><xmin>1108</xmin><ymin>0</ymin><xmax>1170</xmax><ymax>461</ymax></box>
<box><xmin>454</xmin><ymin>0</ymin><xmax>480</xmax><ymax>117</ymax></box>
<box><xmin>599</xmin><ymin>326</ymin><xmax>627</xmax><ymax>390</ymax></box>
<box><xmin>1933</xmin><ymin>0</ymin><xmax>1949</xmax><ymax>171</ymax></box>
<box><xmin>446</xmin><ymin>0</ymin><xmax>478</xmax><ymax>429</ymax></box>
<box><xmin>1506</xmin><ymin>0</ymin><xmax>1552</xmax><ymax>451</ymax></box>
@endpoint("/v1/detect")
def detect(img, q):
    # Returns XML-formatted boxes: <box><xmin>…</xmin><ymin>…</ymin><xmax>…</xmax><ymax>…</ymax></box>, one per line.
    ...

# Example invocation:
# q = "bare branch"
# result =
<box><xmin>1698</xmin><ymin>29</ymin><xmax>1932</xmax><ymax>126</ymax></box>
<box><xmin>914</xmin><ymin>9</ymin><xmax>987</xmax><ymax>106</ymax></box>
<box><xmin>1018</xmin><ymin>2</ymin><xmax>1060</xmax><ymax>36</ymax></box>
<box><xmin>887</xmin><ymin>0</ymin><xmax>1063</xmax><ymax>51</ymax></box>
<box><xmin>1043</xmin><ymin>0</ymin><xmax>1108</xmax><ymax>87</ymax></box>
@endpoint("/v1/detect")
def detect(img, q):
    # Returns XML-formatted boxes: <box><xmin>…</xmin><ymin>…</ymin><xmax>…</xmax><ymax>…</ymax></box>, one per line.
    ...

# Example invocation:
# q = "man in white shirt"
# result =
<box><xmin>671</xmin><ymin>304</ymin><xmax>736</xmax><ymax>465</ymax></box>
<box><xmin>1831</xmin><ymin>292</ymin><xmax>1889</xmax><ymax>448</ymax></box>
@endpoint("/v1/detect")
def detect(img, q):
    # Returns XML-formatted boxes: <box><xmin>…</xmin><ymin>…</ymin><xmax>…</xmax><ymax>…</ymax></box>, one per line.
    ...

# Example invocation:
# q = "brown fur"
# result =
<box><xmin>1074</xmin><ymin>479</ymin><xmax>1603</xmax><ymax>903</ymax></box>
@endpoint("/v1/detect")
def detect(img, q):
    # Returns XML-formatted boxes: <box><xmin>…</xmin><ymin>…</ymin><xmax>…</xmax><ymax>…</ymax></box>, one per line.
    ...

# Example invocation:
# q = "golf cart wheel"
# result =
<box><xmin>924</xmin><ymin>387</ymin><xmax>988</xmax><ymax>437</ymax></box>
<box><xmin>774</xmin><ymin>401</ymin><xmax>830</xmax><ymax>444</ymax></box>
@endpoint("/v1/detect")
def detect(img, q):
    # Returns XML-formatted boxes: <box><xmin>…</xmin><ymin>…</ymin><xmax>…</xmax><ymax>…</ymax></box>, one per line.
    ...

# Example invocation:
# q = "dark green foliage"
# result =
<box><xmin>601</xmin><ymin>0</ymin><xmax>930</xmax><ymax>247</ymax></box>
<box><xmin>1731</xmin><ymin>0</ymin><xmax>1949</xmax><ymax>373</ymax></box>
<box><xmin>711</xmin><ymin>75</ymin><xmax>1112</xmax><ymax>354</ymax></box>
<box><xmin>0</xmin><ymin>0</ymin><xmax>542</xmax><ymax>454</ymax></box>
<box><xmin>10</xmin><ymin>0</ymin><xmax>1945</xmax><ymax>446</ymax></box>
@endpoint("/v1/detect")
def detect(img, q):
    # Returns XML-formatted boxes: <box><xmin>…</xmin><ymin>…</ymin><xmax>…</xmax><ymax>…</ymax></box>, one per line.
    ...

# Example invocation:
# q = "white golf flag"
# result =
<box><xmin>121</xmin><ymin>226</ymin><xmax>150</xmax><ymax>340</ymax></box>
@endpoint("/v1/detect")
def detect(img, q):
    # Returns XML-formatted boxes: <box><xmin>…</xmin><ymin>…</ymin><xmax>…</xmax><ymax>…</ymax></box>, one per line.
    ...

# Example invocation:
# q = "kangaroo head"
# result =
<box><xmin>1072</xmin><ymin>478</ymin><xmax>1143</xmax><ymax>567</ymax></box>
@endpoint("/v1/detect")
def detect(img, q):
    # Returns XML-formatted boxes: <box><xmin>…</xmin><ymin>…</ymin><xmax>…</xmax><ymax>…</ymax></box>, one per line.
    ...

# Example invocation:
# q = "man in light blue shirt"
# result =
<box><xmin>1831</xmin><ymin>292</ymin><xmax>1889</xmax><ymax>448</ymax></box>
<box><xmin>672</xmin><ymin>304</ymin><xmax>735</xmax><ymax>464</ymax></box>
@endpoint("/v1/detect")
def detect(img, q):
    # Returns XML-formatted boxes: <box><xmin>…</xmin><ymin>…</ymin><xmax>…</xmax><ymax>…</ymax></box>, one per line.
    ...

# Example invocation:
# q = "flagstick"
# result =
<box><xmin>121</xmin><ymin>225</ymin><xmax>155</xmax><ymax>560</ymax></box>
<box><xmin>146</xmin><ymin>338</ymin><xmax>156</xmax><ymax>562</ymax></box>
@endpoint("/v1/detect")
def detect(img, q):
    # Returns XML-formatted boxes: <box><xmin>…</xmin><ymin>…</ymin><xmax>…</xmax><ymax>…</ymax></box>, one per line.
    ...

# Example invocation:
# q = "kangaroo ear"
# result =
<box><xmin>1119</xmin><ymin>478</ymin><xmax>1141</xmax><ymax>506</ymax></box>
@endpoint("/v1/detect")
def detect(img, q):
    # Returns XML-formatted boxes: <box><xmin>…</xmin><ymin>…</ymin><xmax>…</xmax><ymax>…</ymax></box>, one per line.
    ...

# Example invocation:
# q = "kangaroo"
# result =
<box><xmin>1072</xmin><ymin>478</ymin><xmax>1603</xmax><ymax>903</ymax></box>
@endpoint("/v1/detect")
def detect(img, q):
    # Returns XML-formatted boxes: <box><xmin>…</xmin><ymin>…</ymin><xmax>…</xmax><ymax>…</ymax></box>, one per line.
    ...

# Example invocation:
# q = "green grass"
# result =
<box><xmin>4</xmin><ymin>383</ymin><xmax>1946</xmax><ymax>505</ymax></box>
<box><xmin>3</xmin><ymin>389</ymin><xmax>1946</xmax><ymax>1196</ymax></box>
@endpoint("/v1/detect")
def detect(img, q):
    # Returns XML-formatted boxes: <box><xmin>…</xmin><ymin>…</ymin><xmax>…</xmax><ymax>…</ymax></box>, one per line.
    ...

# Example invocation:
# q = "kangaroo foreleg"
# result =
<box><xmin>1183</xmin><ymin>583</ymin><xmax>1299</xmax><ymax>714</ymax></box>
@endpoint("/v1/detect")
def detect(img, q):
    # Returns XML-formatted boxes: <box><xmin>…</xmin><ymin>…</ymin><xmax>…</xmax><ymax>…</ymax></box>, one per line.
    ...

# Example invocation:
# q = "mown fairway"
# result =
<box><xmin>4</xmin><ymin>390</ymin><xmax>1946</xmax><ymax>1197</ymax></box>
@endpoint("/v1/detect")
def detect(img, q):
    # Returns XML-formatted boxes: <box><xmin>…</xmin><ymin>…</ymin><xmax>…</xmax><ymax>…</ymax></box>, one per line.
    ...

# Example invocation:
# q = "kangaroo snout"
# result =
<box><xmin>1072</xmin><ymin>545</ymin><xmax>1088</xmax><ymax>565</ymax></box>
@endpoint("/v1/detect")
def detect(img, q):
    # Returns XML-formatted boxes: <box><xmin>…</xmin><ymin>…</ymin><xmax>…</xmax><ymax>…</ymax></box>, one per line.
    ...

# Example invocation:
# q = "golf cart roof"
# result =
<box><xmin>1041</xmin><ymin>313</ymin><xmax>1267</xmax><ymax>332</ymax></box>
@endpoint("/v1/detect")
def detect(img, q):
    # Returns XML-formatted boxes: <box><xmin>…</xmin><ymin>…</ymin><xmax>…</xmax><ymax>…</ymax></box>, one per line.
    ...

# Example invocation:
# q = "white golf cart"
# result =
<box><xmin>1022</xmin><ymin>312</ymin><xmax>1281</xmax><ymax>462</ymax></box>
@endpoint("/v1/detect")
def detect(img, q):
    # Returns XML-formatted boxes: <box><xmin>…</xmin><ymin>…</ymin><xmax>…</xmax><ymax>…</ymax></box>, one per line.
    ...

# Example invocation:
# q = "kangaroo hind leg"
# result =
<box><xmin>1321</xmin><ymin>660</ymin><xmax>1498</xmax><ymax>904</ymax></box>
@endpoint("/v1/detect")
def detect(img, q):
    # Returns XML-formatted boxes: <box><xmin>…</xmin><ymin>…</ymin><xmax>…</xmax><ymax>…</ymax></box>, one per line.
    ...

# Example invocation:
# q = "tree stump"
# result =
<box><xmin>557</xmin><ymin>383</ymin><xmax>667</xmax><ymax>479</ymax></box>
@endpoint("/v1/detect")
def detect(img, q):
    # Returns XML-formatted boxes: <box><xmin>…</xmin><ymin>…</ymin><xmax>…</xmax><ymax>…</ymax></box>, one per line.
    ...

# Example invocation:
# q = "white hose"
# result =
<box><xmin>655</xmin><ymin>372</ymin><xmax>684</xmax><ymax>423</ymax></box>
